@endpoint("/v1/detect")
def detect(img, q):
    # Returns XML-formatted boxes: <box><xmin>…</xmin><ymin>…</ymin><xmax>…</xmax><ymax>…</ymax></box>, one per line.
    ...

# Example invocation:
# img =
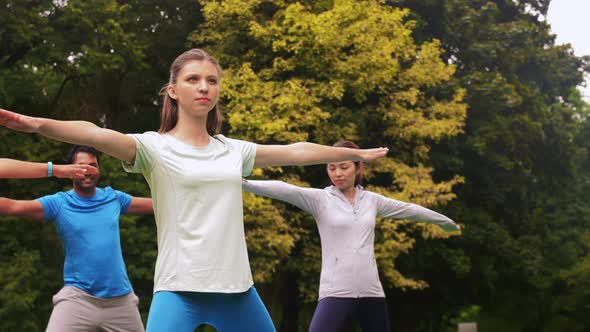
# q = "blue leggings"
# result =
<box><xmin>309</xmin><ymin>297</ymin><xmax>390</xmax><ymax>332</ymax></box>
<box><xmin>146</xmin><ymin>287</ymin><xmax>276</xmax><ymax>332</ymax></box>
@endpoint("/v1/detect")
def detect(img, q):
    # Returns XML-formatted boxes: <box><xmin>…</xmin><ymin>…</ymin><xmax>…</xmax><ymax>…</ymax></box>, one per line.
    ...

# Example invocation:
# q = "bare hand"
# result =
<box><xmin>0</xmin><ymin>109</ymin><xmax>39</xmax><ymax>133</ymax></box>
<box><xmin>53</xmin><ymin>164</ymin><xmax>98</xmax><ymax>179</ymax></box>
<box><xmin>358</xmin><ymin>147</ymin><xmax>389</xmax><ymax>162</ymax></box>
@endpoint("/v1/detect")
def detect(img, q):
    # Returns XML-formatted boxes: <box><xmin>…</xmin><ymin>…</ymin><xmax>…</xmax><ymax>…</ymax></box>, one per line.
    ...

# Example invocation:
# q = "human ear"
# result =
<box><xmin>167</xmin><ymin>84</ymin><xmax>178</xmax><ymax>100</ymax></box>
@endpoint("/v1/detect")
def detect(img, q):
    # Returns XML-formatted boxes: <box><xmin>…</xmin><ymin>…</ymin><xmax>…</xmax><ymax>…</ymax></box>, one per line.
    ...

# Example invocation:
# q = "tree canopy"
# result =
<box><xmin>0</xmin><ymin>0</ymin><xmax>588</xmax><ymax>331</ymax></box>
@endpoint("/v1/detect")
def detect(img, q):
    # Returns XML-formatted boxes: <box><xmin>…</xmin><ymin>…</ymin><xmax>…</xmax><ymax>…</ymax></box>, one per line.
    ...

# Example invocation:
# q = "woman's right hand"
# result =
<box><xmin>1</xmin><ymin>108</ymin><xmax>136</xmax><ymax>163</ymax></box>
<box><xmin>0</xmin><ymin>109</ymin><xmax>39</xmax><ymax>133</ymax></box>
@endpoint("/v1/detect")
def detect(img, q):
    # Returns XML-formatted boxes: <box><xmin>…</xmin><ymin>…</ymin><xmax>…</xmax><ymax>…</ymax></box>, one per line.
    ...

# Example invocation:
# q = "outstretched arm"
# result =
<box><xmin>0</xmin><ymin>158</ymin><xmax>97</xmax><ymax>179</ymax></box>
<box><xmin>125</xmin><ymin>197</ymin><xmax>154</xmax><ymax>215</ymax></box>
<box><xmin>254</xmin><ymin>143</ymin><xmax>388</xmax><ymax>168</ymax></box>
<box><xmin>242</xmin><ymin>179</ymin><xmax>322</xmax><ymax>214</ymax></box>
<box><xmin>0</xmin><ymin>198</ymin><xmax>44</xmax><ymax>220</ymax></box>
<box><xmin>0</xmin><ymin>109</ymin><xmax>136</xmax><ymax>162</ymax></box>
<box><xmin>375</xmin><ymin>194</ymin><xmax>460</xmax><ymax>232</ymax></box>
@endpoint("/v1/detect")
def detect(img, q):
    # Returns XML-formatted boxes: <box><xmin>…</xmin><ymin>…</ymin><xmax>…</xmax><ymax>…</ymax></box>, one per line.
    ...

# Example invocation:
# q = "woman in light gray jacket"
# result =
<box><xmin>243</xmin><ymin>141</ymin><xmax>459</xmax><ymax>332</ymax></box>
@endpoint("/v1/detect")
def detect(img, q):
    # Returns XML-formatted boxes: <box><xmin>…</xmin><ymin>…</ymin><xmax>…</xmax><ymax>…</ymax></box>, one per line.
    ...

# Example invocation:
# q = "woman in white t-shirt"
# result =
<box><xmin>243</xmin><ymin>140</ymin><xmax>460</xmax><ymax>332</ymax></box>
<box><xmin>0</xmin><ymin>49</ymin><xmax>388</xmax><ymax>332</ymax></box>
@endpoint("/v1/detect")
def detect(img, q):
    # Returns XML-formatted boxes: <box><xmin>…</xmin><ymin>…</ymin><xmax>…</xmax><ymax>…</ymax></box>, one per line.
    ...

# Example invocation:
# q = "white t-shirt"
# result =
<box><xmin>123</xmin><ymin>132</ymin><xmax>256</xmax><ymax>293</ymax></box>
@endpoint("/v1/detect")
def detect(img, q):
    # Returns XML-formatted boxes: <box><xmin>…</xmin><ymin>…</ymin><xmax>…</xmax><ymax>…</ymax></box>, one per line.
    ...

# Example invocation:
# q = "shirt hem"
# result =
<box><xmin>153</xmin><ymin>282</ymin><xmax>254</xmax><ymax>294</ymax></box>
<box><xmin>318</xmin><ymin>292</ymin><xmax>386</xmax><ymax>301</ymax></box>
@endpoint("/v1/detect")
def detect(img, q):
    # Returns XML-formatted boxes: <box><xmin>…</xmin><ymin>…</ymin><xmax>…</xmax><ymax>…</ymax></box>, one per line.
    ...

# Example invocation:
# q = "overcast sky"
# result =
<box><xmin>546</xmin><ymin>0</ymin><xmax>590</xmax><ymax>100</ymax></box>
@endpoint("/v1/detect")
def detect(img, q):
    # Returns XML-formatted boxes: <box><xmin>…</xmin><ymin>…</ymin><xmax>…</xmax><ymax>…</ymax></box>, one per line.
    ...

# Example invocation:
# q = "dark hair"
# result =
<box><xmin>332</xmin><ymin>140</ymin><xmax>364</xmax><ymax>186</ymax></box>
<box><xmin>158</xmin><ymin>49</ymin><xmax>224</xmax><ymax>135</ymax></box>
<box><xmin>67</xmin><ymin>145</ymin><xmax>100</xmax><ymax>165</ymax></box>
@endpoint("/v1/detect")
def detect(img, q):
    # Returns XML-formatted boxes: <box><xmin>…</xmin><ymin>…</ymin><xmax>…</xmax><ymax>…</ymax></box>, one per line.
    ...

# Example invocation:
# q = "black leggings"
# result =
<box><xmin>309</xmin><ymin>297</ymin><xmax>390</xmax><ymax>332</ymax></box>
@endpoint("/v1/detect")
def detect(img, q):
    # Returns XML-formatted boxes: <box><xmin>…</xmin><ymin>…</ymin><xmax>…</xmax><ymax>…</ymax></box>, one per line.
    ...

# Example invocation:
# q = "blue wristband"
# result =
<box><xmin>47</xmin><ymin>161</ymin><xmax>53</xmax><ymax>177</ymax></box>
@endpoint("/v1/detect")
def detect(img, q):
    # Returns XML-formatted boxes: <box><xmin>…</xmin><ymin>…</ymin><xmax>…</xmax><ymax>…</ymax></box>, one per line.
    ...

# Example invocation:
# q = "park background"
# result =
<box><xmin>1</xmin><ymin>1</ymin><xmax>589</xmax><ymax>331</ymax></box>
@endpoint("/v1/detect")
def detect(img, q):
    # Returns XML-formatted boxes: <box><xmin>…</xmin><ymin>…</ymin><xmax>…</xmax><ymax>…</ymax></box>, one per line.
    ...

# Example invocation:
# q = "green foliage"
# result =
<box><xmin>0</xmin><ymin>250</ymin><xmax>43</xmax><ymax>331</ymax></box>
<box><xmin>0</xmin><ymin>0</ymin><xmax>201</xmax><ymax>328</ymax></box>
<box><xmin>1</xmin><ymin>0</ymin><xmax>588</xmax><ymax>330</ymax></box>
<box><xmin>190</xmin><ymin>2</ymin><xmax>466</xmax><ymax>329</ymax></box>
<box><xmin>387</xmin><ymin>0</ymin><xmax>590</xmax><ymax>330</ymax></box>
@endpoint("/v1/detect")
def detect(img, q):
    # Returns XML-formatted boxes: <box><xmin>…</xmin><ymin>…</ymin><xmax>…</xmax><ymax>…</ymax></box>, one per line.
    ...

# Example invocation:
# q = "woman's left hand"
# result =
<box><xmin>53</xmin><ymin>164</ymin><xmax>98</xmax><ymax>179</ymax></box>
<box><xmin>440</xmin><ymin>222</ymin><xmax>461</xmax><ymax>232</ymax></box>
<box><xmin>358</xmin><ymin>147</ymin><xmax>389</xmax><ymax>162</ymax></box>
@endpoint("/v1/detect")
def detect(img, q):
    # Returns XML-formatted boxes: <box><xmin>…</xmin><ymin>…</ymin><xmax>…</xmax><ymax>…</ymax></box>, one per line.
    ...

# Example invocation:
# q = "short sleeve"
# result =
<box><xmin>220</xmin><ymin>135</ymin><xmax>257</xmax><ymax>176</ymax></box>
<box><xmin>36</xmin><ymin>193</ymin><xmax>64</xmax><ymax>221</ymax></box>
<box><xmin>122</xmin><ymin>132</ymin><xmax>161</xmax><ymax>174</ymax></box>
<box><xmin>115</xmin><ymin>190</ymin><xmax>133</xmax><ymax>214</ymax></box>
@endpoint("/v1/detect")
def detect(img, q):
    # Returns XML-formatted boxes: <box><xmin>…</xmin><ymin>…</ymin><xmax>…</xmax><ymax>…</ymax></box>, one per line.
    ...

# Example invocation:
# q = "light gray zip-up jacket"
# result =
<box><xmin>242</xmin><ymin>180</ymin><xmax>459</xmax><ymax>300</ymax></box>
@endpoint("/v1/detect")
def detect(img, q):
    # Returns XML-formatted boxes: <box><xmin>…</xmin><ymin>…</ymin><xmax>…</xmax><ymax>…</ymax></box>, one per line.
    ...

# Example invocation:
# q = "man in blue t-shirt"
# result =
<box><xmin>0</xmin><ymin>145</ymin><xmax>153</xmax><ymax>332</ymax></box>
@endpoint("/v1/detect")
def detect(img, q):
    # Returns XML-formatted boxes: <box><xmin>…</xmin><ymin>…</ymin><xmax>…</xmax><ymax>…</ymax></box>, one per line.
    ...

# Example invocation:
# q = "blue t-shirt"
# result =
<box><xmin>37</xmin><ymin>187</ymin><xmax>133</xmax><ymax>298</ymax></box>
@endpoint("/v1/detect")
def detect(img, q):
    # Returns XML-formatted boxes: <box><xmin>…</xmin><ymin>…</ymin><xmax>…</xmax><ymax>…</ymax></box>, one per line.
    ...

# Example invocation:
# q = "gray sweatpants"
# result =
<box><xmin>46</xmin><ymin>286</ymin><xmax>145</xmax><ymax>332</ymax></box>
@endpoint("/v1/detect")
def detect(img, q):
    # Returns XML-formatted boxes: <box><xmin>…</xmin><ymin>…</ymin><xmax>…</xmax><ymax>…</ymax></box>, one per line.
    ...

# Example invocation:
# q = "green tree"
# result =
<box><xmin>190</xmin><ymin>0</ymin><xmax>466</xmax><ymax>329</ymax></box>
<box><xmin>385</xmin><ymin>1</ymin><xmax>590</xmax><ymax>331</ymax></box>
<box><xmin>0</xmin><ymin>0</ymin><xmax>203</xmax><ymax>328</ymax></box>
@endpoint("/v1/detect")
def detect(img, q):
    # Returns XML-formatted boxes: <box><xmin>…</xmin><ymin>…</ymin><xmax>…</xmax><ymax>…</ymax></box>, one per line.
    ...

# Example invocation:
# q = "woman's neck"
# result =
<box><xmin>340</xmin><ymin>185</ymin><xmax>356</xmax><ymax>202</ymax></box>
<box><xmin>167</xmin><ymin>111</ymin><xmax>210</xmax><ymax>147</ymax></box>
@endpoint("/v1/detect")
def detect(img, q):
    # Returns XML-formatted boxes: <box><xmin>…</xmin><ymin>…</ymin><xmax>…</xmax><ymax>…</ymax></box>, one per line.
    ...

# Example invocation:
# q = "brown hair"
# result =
<box><xmin>158</xmin><ymin>49</ymin><xmax>224</xmax><ymax>135</ymax></box>
<box><xmin>332</xmin><ymin>140</ymin><xmax>364</xmax><ymax>186</ymax></box>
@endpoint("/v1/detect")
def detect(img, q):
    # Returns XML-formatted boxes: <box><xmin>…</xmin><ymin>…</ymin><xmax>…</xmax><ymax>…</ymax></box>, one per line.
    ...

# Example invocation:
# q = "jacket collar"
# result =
<box><xmin>325</xmin><ymin>185</ymin><xmax>364</xmax><ymax>203</ymax></box>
